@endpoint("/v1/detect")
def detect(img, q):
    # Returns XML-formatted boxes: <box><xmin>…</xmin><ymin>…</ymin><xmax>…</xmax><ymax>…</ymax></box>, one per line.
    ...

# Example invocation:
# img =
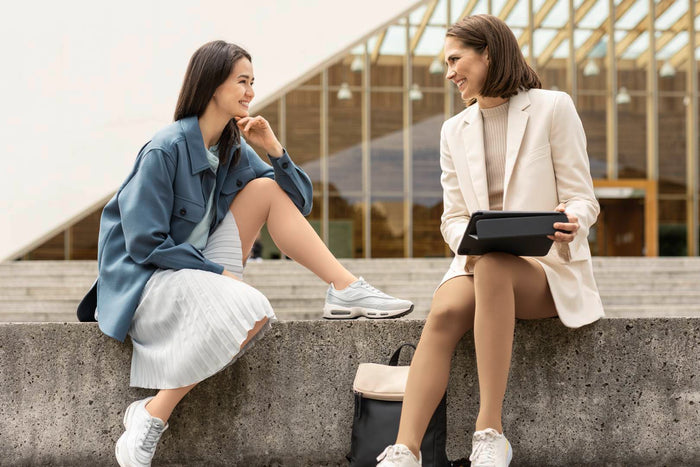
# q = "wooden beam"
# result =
<box><xmin>371</xmin><ymin>29</ymin><xmax>387</xmax><ymax>64</ymax></box>
<box><xmin>455</xmin><ymin>0</ymin><xmax>480</xmax><ymax>22</ymax></box>
<box><xmin>537</xmin><ymin>0</ymin><xmax>598</xmax><ymax>67</ymax></box>
<box><xmin>615</xmin><ymin>0</ymin><xmax>675</xmax><ymax>58</ymax></box>
<box><xmin>574</xmin><ymin>0</ymin><xmax>637</xmax><ymax>64</ymax></box>
<box><xmin>438</xmin><ymin>0</ymin><xmax>480</xmax><ymax>61</ymax></box>
<box><xmin>410</xmin><ymin>0</ymin><xmax>439</xmax><ymax>54</ymax></box>
<box><xmin>518</xmin><ymin>0</ymin><xmax>558</xmax><ymax>47</ymax></box>
<box><xmin>668</xmin><ymin>32</ymin><xmax>700</xmax><ymax>68</ymax></box>
<box><xmin>498</xmin><ymin>0</ymin><xmax>518</xmax><ymax>20</ymax></box>
<box><xmin>636</xmin><ymin>9</ymin><xmax>696</xmax><ymax>67</ymax></box>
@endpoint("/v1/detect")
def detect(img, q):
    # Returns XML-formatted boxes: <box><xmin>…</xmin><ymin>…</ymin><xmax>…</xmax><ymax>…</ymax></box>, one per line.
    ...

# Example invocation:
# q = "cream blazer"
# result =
<box><xmin>439</xmin><ymin>88</ymin><xmax>604</xmax><ymax>328</ymax></box>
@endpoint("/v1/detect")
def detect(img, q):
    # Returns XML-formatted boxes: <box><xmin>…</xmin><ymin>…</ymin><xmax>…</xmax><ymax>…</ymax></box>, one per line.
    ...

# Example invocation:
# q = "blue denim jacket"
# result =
<box><xmin>89</xmin><ymin>116</ymin><xmax>313</xmax><ymax>341</ymax></box>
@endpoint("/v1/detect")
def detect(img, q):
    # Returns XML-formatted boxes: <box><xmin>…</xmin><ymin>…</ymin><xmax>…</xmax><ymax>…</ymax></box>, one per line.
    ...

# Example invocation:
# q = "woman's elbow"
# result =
<box><xmin>124</xmin><ymin>234</ymin><xmax>162</xmax><ymax>265</ymax></box>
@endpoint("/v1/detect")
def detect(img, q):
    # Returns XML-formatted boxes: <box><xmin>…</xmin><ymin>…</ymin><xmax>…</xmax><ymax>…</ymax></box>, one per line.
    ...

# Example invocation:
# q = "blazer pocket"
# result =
<box><xmin>172</xmin><ymin>195</ymin><xmax>205</xmax><ymax>223</ymax></box>
<box><xmin>520</xmin><ymin>143</ymin><xmax>551</xmax><ymax>167</ymax></box>
<box><xmin>221</xmin><ymin>166</ymin><xmax>256</xmax><ymax>195</ymax></box>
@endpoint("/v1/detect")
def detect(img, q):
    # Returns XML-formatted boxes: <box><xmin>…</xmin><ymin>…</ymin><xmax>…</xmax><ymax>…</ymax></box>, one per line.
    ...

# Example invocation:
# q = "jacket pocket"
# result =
<box><xmin>172</xmin><ymin>195</ymin><xmax>205</xmax><ymax>223</ymax></box>
<box><xmin>519</xmin><ymin>143</ymin><xmax>551</xmax><ymax>167</ymax></box>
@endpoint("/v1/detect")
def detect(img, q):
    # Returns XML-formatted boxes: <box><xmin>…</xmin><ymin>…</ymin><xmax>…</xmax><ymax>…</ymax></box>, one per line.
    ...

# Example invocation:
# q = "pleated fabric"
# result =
<box><xmin>129</xmin><ymin>211</ymin><xmax>275</xmax><ymax>389</ymax></box>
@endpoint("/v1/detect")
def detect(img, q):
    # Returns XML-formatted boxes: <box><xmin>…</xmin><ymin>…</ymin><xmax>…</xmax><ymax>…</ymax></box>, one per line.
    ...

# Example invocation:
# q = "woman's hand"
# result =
<box><xmin>236</xmin><ymin>116</ymin><xmax>284</xmax><ymax>157</ymax></box>
<box><xmin>222</xmin><ymin>269</ymin><xmax>241</xmax><ymax>281</ymax></box>
<box><xmin>548</xmin><ymin>203</ymin><xmax>579</xmax><ymax>243</ymax></box>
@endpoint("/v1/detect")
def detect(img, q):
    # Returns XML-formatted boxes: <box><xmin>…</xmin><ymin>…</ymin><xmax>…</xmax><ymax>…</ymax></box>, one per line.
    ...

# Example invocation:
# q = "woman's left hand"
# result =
<box><xmin>548</xmin><ymin>203</ymin><xmax>579</xmax><ymax>243</ymax></box>
<box><xmin>236</xmin><ymin>116</ymin><xmax>284</xmax><ymax>158</ymax></box>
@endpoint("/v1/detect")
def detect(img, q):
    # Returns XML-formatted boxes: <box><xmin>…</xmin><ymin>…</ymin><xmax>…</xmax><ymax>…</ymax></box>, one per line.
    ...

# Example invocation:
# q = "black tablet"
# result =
<box><xmin>457</xmin><ymin>210</ymin><xmax>569</xmax><ymax>257</ymax></box>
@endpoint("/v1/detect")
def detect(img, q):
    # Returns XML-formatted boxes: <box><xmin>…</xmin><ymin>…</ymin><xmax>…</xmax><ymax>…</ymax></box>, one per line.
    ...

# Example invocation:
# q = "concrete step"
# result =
<box><xmin>600</xmin><ymin>291</ymin><xmax>700</xmax><ymax>305</ymax></box>
<box><xmin>1</xmin><ymin>258</ymin><xmax>699</xmax><ymax>322</ymax></box>
<box><xmin>2</xmin><ymin>257</ymin><xmax>700</xmax><ymax>273</ymax></box>
<box><xmin>603</xmin><ymin>305</ymin><xmax>700</xmax><ymax>318</ymax></box>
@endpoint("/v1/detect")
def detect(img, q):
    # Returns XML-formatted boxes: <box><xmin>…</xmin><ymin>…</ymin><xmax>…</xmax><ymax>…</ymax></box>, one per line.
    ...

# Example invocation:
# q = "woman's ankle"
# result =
<box><xmin>475</xmin><ymin>414</ymin><xmax>503</xmax><ymax>433</ymax></box>
<box><xmin>395</xmin><ymin>439</ymin><xmax>421</xmax><ymax>458</ymax></box>
<box><xmin>144</xmin><ymin>398</ymin><xmax>170</xmax><ymax>423</ymax></box>
<box><xmin>330</xmin><ymin>274</ymin><xmax>357</xmax><ymax>290</ymax></box>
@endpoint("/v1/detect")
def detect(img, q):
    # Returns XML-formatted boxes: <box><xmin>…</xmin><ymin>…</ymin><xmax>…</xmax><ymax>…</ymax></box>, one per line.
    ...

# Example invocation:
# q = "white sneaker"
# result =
<box><xmin>469</xmin><ymin>428</ymin><xmax>512</xmax><ymax>467</ymax></box>
<box><xmin>376</xmin><ymin>444</ymin><xmax>422</xmax><ymax>466</ymax></box>
<box><xmin>115</xmin><ymin>397</ymin><xmax>169</xmax><ymax>467</ymax></box>
<box><xmin>323</xmin><ymin>277</ymin><xmax>414</xmax><ymax>319</ymax></box>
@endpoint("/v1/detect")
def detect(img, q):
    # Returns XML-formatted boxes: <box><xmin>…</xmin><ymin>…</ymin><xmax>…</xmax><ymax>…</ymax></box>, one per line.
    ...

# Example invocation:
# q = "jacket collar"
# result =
<box><xmin>179</xmin><ymin>116</ymin><xmax>241</xmax><ymax>175</ymax></box>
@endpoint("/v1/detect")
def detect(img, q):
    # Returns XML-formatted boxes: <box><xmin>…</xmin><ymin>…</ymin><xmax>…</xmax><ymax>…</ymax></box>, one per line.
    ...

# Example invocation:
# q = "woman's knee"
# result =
<box><xmin>426</xmin><ymin>300</ymin><xmax>474</xmax><ymax>336</ymax></box>
<box><xmin>229</xmin><ymin>177</ymin><xmax>282</xmax><ymax>213</ymax></box>
<box><xmin>473</xmin><ymin>252</ymin><xmax>516</xmax><ymax>278</ymax></box>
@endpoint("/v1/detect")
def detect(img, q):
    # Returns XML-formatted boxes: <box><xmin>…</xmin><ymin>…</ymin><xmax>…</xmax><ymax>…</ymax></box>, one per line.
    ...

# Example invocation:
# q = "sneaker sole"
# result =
<box><xmin>322</xmin><ymin>304</ymin><xmax>414</xmax><ymax>320</ymax></box>
<box><xmin>115</xmin><ymin>432</ymin><xmax>129</xmax><ymax>467</ymax></box>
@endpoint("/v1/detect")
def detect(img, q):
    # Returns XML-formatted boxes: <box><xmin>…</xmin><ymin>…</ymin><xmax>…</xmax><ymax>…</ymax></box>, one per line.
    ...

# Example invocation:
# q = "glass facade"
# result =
<box><xmin>248</xmin><ymin>0</ymin><xmax>700</xmax><ymax>258</ymax></box>
<box><xmin>24</xmin><ymin>0</ymin><xmax>700</xmax><ymax>259</ymax></box>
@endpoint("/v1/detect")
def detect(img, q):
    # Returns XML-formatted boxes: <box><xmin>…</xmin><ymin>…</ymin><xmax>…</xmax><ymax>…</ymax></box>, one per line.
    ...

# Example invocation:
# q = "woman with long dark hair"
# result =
<box><xmin>82</xmin><ymin>40</ymin><xmax>413</xmax><ymax>466</ymax></box>
<box><xmin>376</xmin><ymin>15</ymin><xmax>603</xmax><ymax>467</ymax></box>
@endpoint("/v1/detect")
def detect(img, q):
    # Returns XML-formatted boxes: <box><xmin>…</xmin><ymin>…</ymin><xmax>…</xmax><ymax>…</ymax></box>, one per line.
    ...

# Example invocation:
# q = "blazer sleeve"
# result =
<box><xmin>550</xmin><ymin>92</ymin><xmax>600</xmax><ymax>262</ymax></box>
<box><xmin>439</xmin><ymin>123</ymin><xmax>470</xmax><ymax>256</ymax></box>
<box><xmin>118</xmin><ymin>148</ymin><xmax>224</xmax><ymax>274</ymax></box>
<box><xmin>244</xmin><ymin>141</ymin><xmax>314</xmax><ymax>216</ymax></box>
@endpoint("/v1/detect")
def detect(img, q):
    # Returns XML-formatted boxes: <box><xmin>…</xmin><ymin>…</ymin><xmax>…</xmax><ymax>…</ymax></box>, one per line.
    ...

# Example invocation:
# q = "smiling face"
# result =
<box><xmin>444</xmin><ymin>36</ymin><xmax>489</xmax><ymax>102</ymax></box>
<box><xmin>211</xmin><ymin>57</ymin><xmax>255</xmax><ymax>119</ymax></box>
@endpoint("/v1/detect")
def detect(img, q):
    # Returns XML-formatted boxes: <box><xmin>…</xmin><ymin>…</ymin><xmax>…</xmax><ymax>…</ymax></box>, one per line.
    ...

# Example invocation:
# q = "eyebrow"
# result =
<box><xmin>237</xmin><ymin>74</ymin><xmax>253</xmax><ymax>80</ymax></box>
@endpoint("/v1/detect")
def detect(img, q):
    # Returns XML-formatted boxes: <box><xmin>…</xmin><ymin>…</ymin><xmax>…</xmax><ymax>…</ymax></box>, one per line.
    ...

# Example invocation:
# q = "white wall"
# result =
<box><xmin>0</xmin><ymin>0</ymin><xmax>424</xmax><ymax>261</ymax></box>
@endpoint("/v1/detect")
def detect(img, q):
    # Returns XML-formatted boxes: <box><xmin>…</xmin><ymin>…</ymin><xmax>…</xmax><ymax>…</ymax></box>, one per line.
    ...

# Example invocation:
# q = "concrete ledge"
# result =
<box><xmin>1</xmin><ymin>319</ymin><xmax>699</xmax><ymax>466</ymax></box>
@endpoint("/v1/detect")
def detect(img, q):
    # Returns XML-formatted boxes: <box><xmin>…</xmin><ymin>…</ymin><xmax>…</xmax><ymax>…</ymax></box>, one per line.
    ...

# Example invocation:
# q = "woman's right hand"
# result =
<box><xmin>222</xmin><ymin>269</ymin><xmax>241</xmax><ymax>281</ymax></box>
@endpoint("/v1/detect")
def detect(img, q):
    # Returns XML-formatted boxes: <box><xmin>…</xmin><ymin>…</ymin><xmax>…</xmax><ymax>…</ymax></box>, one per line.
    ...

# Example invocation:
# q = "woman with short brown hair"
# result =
<box><xmin>377</xmin><ymin>15</ymin><xmax>603</xmax><ymax>467</ymax></box>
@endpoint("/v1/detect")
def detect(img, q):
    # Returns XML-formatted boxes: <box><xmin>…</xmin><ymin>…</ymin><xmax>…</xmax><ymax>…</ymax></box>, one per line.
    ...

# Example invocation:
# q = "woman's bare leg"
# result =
<box><xmin>230</xmin><ymin>177</ymin><xmax>356</xmax><ymax>288</ymax></box>
<box><xmin>395</xmin><ymin>276</ymin><xmax>476</xmax><ymax>457</ymax></box>
<box><xmin>144</xmin><ymin>385</ymin><xmax>196</xmax><ymax>423</ymax></box>
<box><xmin>144</xmin><ymin>316</ymin><xmax>270</xmax><ymax>423</ymax></box>
<box><xmin>472</xmin><ymin>253</ymin><xmax>557</xmax><ymax>433</ymax></box>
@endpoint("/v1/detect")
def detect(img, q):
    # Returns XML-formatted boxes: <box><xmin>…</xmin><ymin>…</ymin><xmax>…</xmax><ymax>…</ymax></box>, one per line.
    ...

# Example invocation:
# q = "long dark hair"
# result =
<box><xmin>447</xmin><ymin>15</ymin><xmax>541</xmax><ymax>106</ymax></box>
<box><xmin>174</xmin><ymin>40</ymin><xmax>252</xmax><ymax>165</ymax></box>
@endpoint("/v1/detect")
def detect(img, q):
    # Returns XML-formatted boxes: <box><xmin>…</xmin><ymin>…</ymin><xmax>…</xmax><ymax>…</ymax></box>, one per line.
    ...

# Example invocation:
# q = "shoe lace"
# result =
<box><xmin>357</xmin><ymin>278</ymin><xmax>387</xmax><ymax>296</ymax></box>
<box><xmin>136</xmin><ymin>418</ymin><xmax>165</xmax><ymax>462</ymax></box>
<box><xmin>377</xmin><ymin>444</ymin><xmax>415</xmax><ymax>464</ymax></box>
<box><xmin>469</xmin><ymin>430</ymin><xmax>497</xmax><ymax>466</ymax></box>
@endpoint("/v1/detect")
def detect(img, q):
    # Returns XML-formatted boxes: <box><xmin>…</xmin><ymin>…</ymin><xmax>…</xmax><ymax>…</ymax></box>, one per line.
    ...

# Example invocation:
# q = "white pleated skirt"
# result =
<box><xmin>129</xmin><ymin>211</ymin><xmax>276</xmax><ymax>389</ymax></box>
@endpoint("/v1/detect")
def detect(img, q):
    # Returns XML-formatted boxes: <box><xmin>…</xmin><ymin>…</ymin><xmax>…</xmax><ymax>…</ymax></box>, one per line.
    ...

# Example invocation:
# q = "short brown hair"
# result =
<box><xmin>447</xmin><ymin>14</ymin><xmax>540</xmax><ymax>104</ymax></box>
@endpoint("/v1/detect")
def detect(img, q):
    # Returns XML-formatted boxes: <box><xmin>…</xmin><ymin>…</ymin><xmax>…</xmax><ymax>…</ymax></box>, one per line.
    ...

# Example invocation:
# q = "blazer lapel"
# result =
<box><xmin>503</xmin><ymin>91</ymin><xmax>530</xmax><ymax>204</ymax></box>
<box><xmin>460</xmin><ymin>104</ymin><xmax>489</xmax><ymax>211</ymax></box>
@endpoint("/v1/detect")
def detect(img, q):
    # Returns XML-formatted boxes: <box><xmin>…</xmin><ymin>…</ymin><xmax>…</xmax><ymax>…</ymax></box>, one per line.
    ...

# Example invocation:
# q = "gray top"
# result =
<box><xmin>186</xmin><ymin>146</ymin><xmax>220</xmax><ymax>250</ymax></box>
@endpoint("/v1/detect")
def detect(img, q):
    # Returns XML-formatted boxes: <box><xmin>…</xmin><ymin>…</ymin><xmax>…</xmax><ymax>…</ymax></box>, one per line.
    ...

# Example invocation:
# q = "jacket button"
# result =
<box><xmin>179</xmin><ymin>208</ymin><xmax>187</xmax><ymax>216</ymax></box>
<box><xmin>282</xmin><ymin>162</ymin><xmax>289</xmax><ymax>169</ymax></box>
<box><xmin>236</xmin><ymin>180</ymin><xmax>243</xmax><ymax>187</ymax></box>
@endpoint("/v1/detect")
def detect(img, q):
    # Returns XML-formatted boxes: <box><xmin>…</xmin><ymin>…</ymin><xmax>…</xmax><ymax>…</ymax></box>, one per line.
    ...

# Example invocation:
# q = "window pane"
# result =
<box><xmin>330</xmin><ymin>195</ymin><xmax>364</xmax><ymax>258</ymax></box>
<box><xmin>371</xmin><ymin>199</ymin><xmax>404</xmax><ymax>257</ymax></box>
<box><xmin>286</xmin><ymin>90</ymin><xmax>321</xmax><ymax>225</ymax></box>
<box><xmin>658</xmin><ymin>96</ymin><xmax>687</xmax><ymax>194</ymax></box>
<box><xmin>412</xmin><ymin>92</ymin><xmax>443</xmax><ymax>196</ymax></box>
<box><xmin>618</xmin><ymin>95</ymin><xmax>647</xmax><ymax>178</ymax></box>
<box><xmin>413</xmin><ymin>196</ymin><xmax>445</xmax><ymax>258</ymax></box>
<box><xmin>659</xmin><ymin>199</ymin><xmax>687</xmax><ymax>256</ymax></box>
<box><xmin>371</xmin><ymin>92</ymin><xmax>404</xmax><ymax>194</ymax></box>
<box><xmin>329</xmin><ymin>88</ymin><xmax>362</xmax><ymax>193</ymax></box>
<box><xmin>577</xmin><ymin>94</ymin><xmax>607</xmax><ymax>178</ymax></box>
